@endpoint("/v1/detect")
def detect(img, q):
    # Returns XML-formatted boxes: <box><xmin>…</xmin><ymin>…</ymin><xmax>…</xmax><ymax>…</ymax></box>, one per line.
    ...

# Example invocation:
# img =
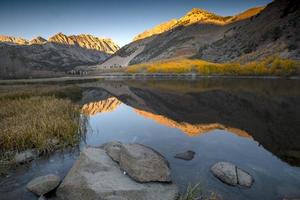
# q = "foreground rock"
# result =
<box><xmin>119</xmin><ymin>144</ymin><xmax>172</xmax><ymax>182</ymax></box>
<box><xmin>174</xmin><ymin>151</ymin><xmax>195</xmax><ymax>161</ymax></box>
<box><xmin>104</xmin><ymin>141</ymin><xmax>122</xmax><ymax>162</ymax></box>
<box><xmin>14</xmin><ymin>149</ymin><xmax>38</xmax><ymax>164</ymax></box>
<box><xmin>211</xmin><ymin>162</ymin><xmax>253</xmax><ymax>188</ymax></box>
<box><xmin>57</xmin><ymin>148</ymin><xmax>178</xmax><ymax>200</ymax></box>
<box><xmin>26</xmin><ymin>174</ymin><xmax>61</xmax><ymax>196</ymax></box>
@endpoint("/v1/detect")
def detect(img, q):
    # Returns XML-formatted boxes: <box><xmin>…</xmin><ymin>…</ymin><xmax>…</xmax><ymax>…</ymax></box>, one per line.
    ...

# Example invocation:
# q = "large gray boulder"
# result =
<box><xmin>119</xmin><ymin>144</ymin><xmax>172</xmax><ymax>183</ymax></box>
<box><xmin>211</xmin><ymin>162</ymin><xmax>254</xmax><ymax>188</ymax></box>
<box><xmin>57</xmin><ymin>148</ymin><xmax>178</xmax><ymax>200</ymax></box>
<box><xmin>104</xmin><ymin>141</ymin><xmax>122</xmax><ymax>162</ymax></box>
<box><xmin>26</xmin><ymin>174</ymin><xmax>61</xmax><ymax>196</ymax></box>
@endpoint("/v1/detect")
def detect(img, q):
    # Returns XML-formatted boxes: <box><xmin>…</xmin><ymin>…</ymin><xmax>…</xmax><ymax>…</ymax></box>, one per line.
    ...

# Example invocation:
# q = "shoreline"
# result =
<box><xmin>0</xmin><ymin>73</ymin><xmax>299</xmax><ymax>84</ymax></box>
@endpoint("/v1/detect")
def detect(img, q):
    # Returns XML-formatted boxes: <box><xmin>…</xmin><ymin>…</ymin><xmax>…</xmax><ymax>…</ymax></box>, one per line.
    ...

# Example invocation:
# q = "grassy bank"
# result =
<box><xmin>0</xmin><ymin>85</ymin><xmax>84</xmax><ymax>156</ymax></box>
<box><xmin>126</xmin><ymin>56</ymin><xmax>300</xmax><ymax>76</ymax></box>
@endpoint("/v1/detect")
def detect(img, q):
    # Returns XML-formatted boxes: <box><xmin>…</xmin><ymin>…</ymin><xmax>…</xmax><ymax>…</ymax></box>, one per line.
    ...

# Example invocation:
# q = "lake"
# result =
<box><xmin>1</xmin><ymin>78</ymin><xmax>300</xmax><ymax>200</ymax></box>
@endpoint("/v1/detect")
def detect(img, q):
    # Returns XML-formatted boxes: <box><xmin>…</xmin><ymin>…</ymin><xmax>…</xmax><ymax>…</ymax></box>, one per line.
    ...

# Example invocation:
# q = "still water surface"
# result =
<box><xmin>1</xmin><ymin>79</ymin><xmax>300</xmax><ymax>200</ymax></box>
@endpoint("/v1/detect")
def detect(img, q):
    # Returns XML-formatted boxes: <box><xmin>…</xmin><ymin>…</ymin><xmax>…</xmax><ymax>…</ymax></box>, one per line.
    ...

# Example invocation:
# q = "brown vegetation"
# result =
<box><xmin>0</xmin><ymin>85</ymin><xmax>84</xmax><ymax>154</ymax></box>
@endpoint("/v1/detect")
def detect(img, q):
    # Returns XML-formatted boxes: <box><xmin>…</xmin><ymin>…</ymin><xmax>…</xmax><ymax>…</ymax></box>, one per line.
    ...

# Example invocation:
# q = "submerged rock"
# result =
<box><xmin>14</xmin><ymin>149</ymin><xmax>37</xmax><ymax>164</ymax></box>
<box><xmin>174</xmin><ymin>150</ymin><xmax>195</xmax><ymax>161</ymax></box>
<box><xmin>119</xmin><ymin>144</ymin><xmax>172</xmax><ymax>182</ymax></box>
<box><xmin>211</xmin><ymin>162</ymin><xmax>253</xmax><ymax>188</ymax></box>
<box><xmin>57</xmin><ymin>148</ymin><xmax>178</xmax><ymax>200</ymax></box>
<box><xmin>26</xmin><ymin>174</ymin><xmax>61</xmax><ymax>196</ymax></box>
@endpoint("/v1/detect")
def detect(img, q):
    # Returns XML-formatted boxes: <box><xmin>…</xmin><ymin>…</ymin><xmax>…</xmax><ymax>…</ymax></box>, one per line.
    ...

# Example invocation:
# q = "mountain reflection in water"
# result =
<box><xmin>80</xmin><ymin>79</ymin><xmax>300</xmax><ymax>167</ymax></box>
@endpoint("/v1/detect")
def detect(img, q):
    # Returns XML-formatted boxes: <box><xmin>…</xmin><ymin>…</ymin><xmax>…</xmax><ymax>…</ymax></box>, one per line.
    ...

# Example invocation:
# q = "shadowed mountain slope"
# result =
<box><xmin>0</xmin><ymin>33</ymin><xmax>119</xmax><ymax>79</ymax></box>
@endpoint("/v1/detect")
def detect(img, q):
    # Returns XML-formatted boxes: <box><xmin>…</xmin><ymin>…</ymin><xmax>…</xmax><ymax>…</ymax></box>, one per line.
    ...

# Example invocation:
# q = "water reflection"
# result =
<box><xmin>81</xmin><ymin>79</ymin><xmax>300</xmax><ymax>167</ymax></box>
<box><xmin>2</xmin><ymin>79</ymin><xmax>300</xmax><ymax>200</ymax></box>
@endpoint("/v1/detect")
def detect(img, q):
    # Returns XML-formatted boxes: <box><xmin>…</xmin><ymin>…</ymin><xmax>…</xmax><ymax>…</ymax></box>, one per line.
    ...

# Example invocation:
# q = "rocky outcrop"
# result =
<box><xmin>57</xmin><ymin>148</ymin><xmax>178</xmax><ymax>200</ymax></box>
<box><xmin>26</xmin><ymin>174</ymin><xmax>61</xmax><ymax>196</ymax></box>
<box><xmin>211</xmin><ymin>162</ymin><xmax>253</xmax><ymax>188</ymax></box>
<box><xmin>48</xmin><ymin>33</ymin><xmax>119</xmax><ymax>54</ymax></box>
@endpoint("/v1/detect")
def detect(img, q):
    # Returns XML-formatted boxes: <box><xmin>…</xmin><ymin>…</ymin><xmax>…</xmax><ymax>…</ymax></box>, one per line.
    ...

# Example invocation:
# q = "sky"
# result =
<box><xmin>0</xmin><ymin>0</ymin><xmax>273</xmax><ymax>47</ymax></box>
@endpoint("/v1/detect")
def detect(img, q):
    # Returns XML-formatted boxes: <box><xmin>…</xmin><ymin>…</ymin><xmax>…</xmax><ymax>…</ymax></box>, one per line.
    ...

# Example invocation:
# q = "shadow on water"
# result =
<box><xmin>1</xmin><ymin>78</ymin><xmax>300</xmax><ymax>200</ymax></box>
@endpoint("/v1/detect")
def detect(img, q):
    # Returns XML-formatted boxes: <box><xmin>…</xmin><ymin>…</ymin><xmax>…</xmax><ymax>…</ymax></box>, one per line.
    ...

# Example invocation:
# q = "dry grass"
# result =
<box><xmin>178</xmin><ymin>183</ymin><xmax>220</xmax><ymax>200</ymax></box>
<box><xmin>126</xmin><ymin>56</ymin><xmax>300</xmax><ymax>76</ymax></box>
<box><xmin>0</xmin><ymin>96</ymin><xmax>81</xmax><ymax>153</ymax></box>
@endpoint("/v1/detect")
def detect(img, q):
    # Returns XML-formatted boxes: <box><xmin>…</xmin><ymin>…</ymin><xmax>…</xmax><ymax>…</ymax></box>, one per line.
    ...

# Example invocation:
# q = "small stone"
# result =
<box><xmin>174</xmin><ymin>151</ymin><xmax>195</xmax><ymax>160</ymax></box>
<box><xmin>211</xmin><ymin>162</ymin><xmax>237</xmax><ymax>186</ymax></box>
<box><xmin>14</xmin><ymin>149</ymin><xmax>37</xmax><ymax>164</ymax></box>
<box><xmin>26</xmin><ymin>174</ymin><xmax>61</xmax><ymax>196</ymax></box>
<box><xmin>211</xmin><ymin>162</ymin><xmax>254</xmax><ymax>188</ymax></box>
<box><xmin>237</xmin><ymin>168</ymin><xmax>253</xmax><ymax>187</ymax></box>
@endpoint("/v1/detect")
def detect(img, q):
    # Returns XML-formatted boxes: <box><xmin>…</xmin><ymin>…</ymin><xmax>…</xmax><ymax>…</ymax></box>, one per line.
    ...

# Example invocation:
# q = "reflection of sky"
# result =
<box><xmin>0</xmin><ymin>0</ymin><xmax>272</xmax><ymax>46</ymax></box>
<box><xmin>84</xmin><ymin>102</ymin><xmax>300</xmax><ymax>200</ymax></box>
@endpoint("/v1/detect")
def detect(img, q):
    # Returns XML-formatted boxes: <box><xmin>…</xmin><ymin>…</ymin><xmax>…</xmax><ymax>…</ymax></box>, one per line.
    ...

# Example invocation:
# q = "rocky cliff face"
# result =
<box><xmin>48</xmin><ymin>33</ymin><xmax>119</xmax><ymax>54</ymax></box>
<box><xmin>0</xmin><ymin>35</ymin><xmax>28</xmax><ymax>45</ymax></box>
<box><xmin>0</xmin><ymin>33</ymin><xmax>119</xmax><ymax>54</ymax></box>
<box><xmin>0</xmin><ymin>33</ymin><xmax>119</xmax><ymax>79</ymax></box>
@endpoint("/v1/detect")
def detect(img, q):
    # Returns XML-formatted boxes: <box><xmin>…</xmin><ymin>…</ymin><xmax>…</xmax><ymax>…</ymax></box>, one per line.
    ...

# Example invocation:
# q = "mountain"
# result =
<box><xmin>29</xmin><ymin>37</ymin><xmax>47</xmax><ymax>45</ymax></box>
<box><xmin>196</xmin><ymin>0</ymin><xmax>300</xmax><ymax>62</ymax></box>
<box><xmin>0</xmin><ymin>33</ymin><xmax>119</xmax><ymax>79</ymax></box>
<box><xmin>97</xmin><ymin>0</ymin><xmax>298</xmax><ymax>69</ymax></box>
<box><xmin>0</xmin><ymin>35</ymin><xmax>28</xmax><ymax>45</ymax></box>
<box><xmin>133</xmin><ymin>8</ymin><xmax>230</xmax><ymax>42</ymax></box>
<box><xmin>48</xmin><ymin>33</ymin><xmax>119</xmax><ymax>54</ymax></box>
<box><xmin>0</xmin><ymin>33</ymin><xmax>119</xmax><ymax>54</ymax></box>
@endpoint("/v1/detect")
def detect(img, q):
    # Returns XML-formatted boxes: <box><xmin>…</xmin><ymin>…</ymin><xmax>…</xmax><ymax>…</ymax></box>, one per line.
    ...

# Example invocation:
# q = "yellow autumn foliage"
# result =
<box><xmin>126</xmin><ymin>56</ymin><xmax>299</xmax><ymax>76</ymax></box>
